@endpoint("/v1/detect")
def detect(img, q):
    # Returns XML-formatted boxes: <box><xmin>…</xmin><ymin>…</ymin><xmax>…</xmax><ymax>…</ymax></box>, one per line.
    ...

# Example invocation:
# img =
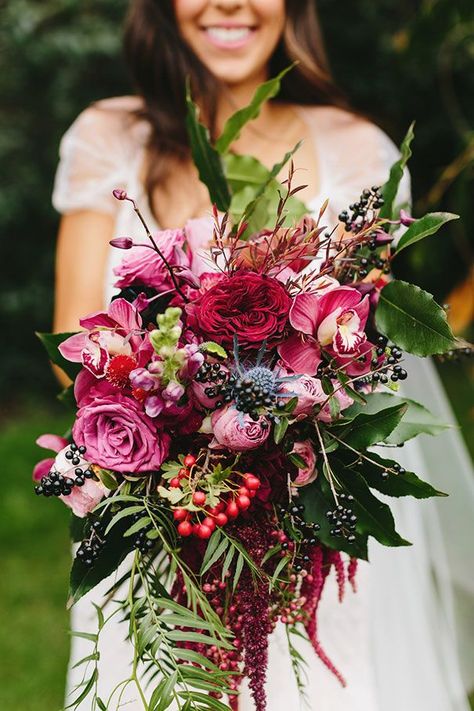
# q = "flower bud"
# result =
<box><xmin>112</xmin><ymin>189</ymin><xmax>128</xmax><ymax>201</ymax></box>
<box><xmin>110</xmin><ymin>237</ymin><xmax>134</xmax><ymax>249</ymax></box>
<box><xmin>400</xmin><ymin>209</ymin><xmax>416</xmax><ymax>226</ymax></box>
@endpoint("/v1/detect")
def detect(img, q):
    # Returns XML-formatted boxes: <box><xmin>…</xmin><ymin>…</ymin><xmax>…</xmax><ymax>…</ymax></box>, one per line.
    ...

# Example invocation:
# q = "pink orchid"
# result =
<box><xmin>59</xmin><ymin>299</ymin><xmax>145</xmax><ymax>378</ymax></box>
<box><xmin>278</xmin><ymin>287</ymin><xmax>370</xmax><ymax>375</ymax></box>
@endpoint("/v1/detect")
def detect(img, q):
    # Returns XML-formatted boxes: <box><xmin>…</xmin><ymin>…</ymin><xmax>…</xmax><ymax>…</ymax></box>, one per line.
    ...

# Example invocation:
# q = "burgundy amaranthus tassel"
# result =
<box><xmin>301</xmin><ymin>546</ymin><xmax>347</xmax><ymax>687</ymax></box>
<box><xmin>348</xmin><ymin>556</ymin><xmax>358</xmax><ymax>593</ymax></box>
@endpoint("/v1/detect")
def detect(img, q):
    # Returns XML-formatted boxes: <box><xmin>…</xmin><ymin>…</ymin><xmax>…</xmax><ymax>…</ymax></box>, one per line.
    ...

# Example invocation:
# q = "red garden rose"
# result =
<box><xmin>186</xmin><ymin>272</ymin><xmax>292</xmax><ymax>349</ymax></box>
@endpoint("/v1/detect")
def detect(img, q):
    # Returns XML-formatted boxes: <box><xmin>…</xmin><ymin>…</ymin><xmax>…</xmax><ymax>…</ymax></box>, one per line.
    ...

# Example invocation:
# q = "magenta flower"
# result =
<box><xmin>113</xmin><ymin>229</ymin><xmax>190</xmax><ymax>291</ymax></box>
<box><xmin>59</xmin><ymin>299</ymin><xmax>145</xmax><ymax>379</ymax></box>
<box><xmin>278</xmin><ymin>287</ymin><xmax>370</xmax><ymax>375</ymax></box>
<box><xmin>72</xmin><ymin>392</ymin><xmax>170</xmax><ymax>473</ymax></box>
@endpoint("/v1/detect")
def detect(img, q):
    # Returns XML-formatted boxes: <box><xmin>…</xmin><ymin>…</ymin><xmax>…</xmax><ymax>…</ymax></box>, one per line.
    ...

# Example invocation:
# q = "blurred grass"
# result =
<box><xmin>0</xmin><ymin>404</ymin><xmax>71</xmax><ymax>711</ymax></box>
<box><xmin>0</xmin><ymin>381</ymin><xmax>471</xmax><ymax>710</ymax></box>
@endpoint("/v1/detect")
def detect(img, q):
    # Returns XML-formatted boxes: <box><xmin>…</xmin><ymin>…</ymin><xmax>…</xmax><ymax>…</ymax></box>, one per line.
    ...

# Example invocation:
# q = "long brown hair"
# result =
<box><xmin>123</xmin><ymin>0</ymin><xmax>346</xmax><ymax>213</ymax></box>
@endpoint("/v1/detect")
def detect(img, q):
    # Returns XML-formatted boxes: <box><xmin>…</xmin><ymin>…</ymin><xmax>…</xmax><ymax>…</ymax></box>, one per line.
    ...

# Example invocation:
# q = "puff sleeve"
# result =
<box><xmin>52</xmin><ymin>103</ymin><xmax>131</xmax><ymax>216</ymax></box>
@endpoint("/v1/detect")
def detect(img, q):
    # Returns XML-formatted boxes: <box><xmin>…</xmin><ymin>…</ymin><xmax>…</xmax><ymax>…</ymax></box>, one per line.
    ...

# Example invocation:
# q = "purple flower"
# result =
<box><xmin>400</xmin><ymin>209</ymin><xmax>416</xmax><ymax>226</ymax></box>
<box><xmin>72</xmin><ymin>392</ymin><xmax>170</xmax><ymax>473</ymax></box>
<box><xmin>110</xmin><ymin>237</ymin><xmax>134</xmax><ymax>249</ymax></box>
<box><xmin>112</xmin><ymin>189</ymin><xmax>128</xmax><ymax>201</ymax></box>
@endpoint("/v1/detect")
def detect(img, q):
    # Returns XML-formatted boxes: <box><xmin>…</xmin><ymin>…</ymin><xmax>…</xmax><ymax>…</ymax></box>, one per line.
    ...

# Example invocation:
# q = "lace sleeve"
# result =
<box><xmin>52</xmin><ymin>103</ymin><xmax>130</xmax><ymax>216</ymax></box>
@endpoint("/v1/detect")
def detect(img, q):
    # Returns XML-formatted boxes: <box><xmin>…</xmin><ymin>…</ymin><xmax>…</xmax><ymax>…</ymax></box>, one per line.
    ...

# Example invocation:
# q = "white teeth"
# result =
<box><xmin>205</xmin><ymin>27</ymin><xmax>253</xmax><ymax>43</ymax></box>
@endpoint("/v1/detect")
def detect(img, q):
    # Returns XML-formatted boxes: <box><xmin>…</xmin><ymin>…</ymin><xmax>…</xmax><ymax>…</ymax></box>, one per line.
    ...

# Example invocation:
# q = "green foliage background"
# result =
<box><xmin>1</xmin><ymin>0</ymin><xmax>473</xmax><ymax>403</ymax></box>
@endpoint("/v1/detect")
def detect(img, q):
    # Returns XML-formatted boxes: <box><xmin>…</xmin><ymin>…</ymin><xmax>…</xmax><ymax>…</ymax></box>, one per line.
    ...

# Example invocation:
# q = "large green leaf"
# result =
<box><xmin>215</xmin><ymin>66</ymin><xmax>293</xmax><ymax>154</ymax></box>
<box><xmin>68</xmin><ymin>516</ymin><xmax>135</xmax><ymax>606</ymax></box>
<box><xmin>379</xmin><ymin>122</ymin><xmax>414</xmax><ymax>221</ymax></box>
<box><xmin>395</xmin><ymin>212</ymin><xmax>459</xmax><ymax>254</ymax></box>
<box><xmin>333</xmin><ymin>462</ymin><xmax>411</xmax><ymax>547</ymax></box>
<box><xmin>375</xmin><ymin>280</ymin><xmax>456</xmax><ymax>356</ymax></box>
<box><xmin>340</xmin><ymin>451</ymin><xmax>446</xmax><ymax>499</ymax></box>
<box><xmin>344</xmin><ymin>392</ymin><xmax>450</xmax><ymax>444</ymax></box>
<box><xmin>36</xmin><ymin>331</ymin><xmax>82</xmax><ymax>380</ymax></box>
<box><xmin>224</xmin><ymin>153</ymin><xmax>270</xmax><ymax>193</ymax></box>
<box><xmin>185</xmin><ymin>92</ymin><xmax>231</xmax><ymax>211</ymax></box>
<box><xmin>299</xmin><ymin>475</ymin><xmax>368</xmax><ymax>560</ymax></box>
<box><xmin>337</xmin><ymin>403</ymin><xmax>408</xmax><ymax>450</ymax></box>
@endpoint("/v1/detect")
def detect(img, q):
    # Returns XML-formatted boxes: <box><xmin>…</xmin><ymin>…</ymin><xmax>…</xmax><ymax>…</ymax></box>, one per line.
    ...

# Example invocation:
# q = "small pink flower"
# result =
<box><xmin>292</xmin><ymin>440</ymin><xmax>318</xmax><ymax>487</ymax></box>
<box><xmin>32</xmin><ymin>433</ymin><xmax>69</xmax><ymax>482</ymax></box>
<box><xmin>317</xmin><ymin>388</ymin><xmax>354</xmax><ymax>423</ymax></box>
<box><xmin>277</xmin><ymin>368</ymin><xmax>326</xmax><ymax>416</ymax></box>
<box><xmin>211</xmin><ymin>405</ymin><xmax>270</xmax><ymax>451</ymax></box>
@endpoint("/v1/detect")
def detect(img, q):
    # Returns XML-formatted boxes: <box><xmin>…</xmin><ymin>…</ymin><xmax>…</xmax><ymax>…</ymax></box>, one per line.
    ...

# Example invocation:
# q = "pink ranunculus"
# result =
<box><xmin>72</xmin><ymin>392</ymin><xmax>170</xmax><ymax>473</ymax></box>
<box><xmin>59</xmin><ymin>299</ymin><xmax>144</xmax><ymax>378</ymax></box>
<box><xmin>113</xmin><ymin>228</ymin><xmax>190</xmax><ymax>291</ymax></box>
<box><xmin>278</xmin><ymin>287</ymin><xmax>370</xmax><ymax>375</ymax></box>
<box><xmin>292</xmin><ymin>440</ymin><xmax>318</xmax><ymax>487</ymax></box>
<box><xmin>277</xmin><ymin>368</ymin><xmax>327</xmax><ymax>416</ymax></box>
<box><xmin>211</xmin><ymin>406</ymin><xmax>270</xmax><ymax>451</ymax></box>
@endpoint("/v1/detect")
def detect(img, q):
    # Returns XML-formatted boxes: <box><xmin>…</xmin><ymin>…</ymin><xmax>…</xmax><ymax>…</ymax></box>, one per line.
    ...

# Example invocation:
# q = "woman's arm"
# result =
<box><xmin>53</xmin><ymin>211</ymin><xmax>114</xmax><ymax>387</ymax></box>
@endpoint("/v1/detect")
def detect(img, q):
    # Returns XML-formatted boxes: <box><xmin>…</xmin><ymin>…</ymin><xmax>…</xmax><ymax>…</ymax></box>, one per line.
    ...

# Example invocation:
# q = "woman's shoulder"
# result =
<box><xmin>63</xmin><ymin>95</ymin><xmax>149</xmax><ymax>150</ymax></box>
<box><xmin>300</xmin><ymin>104</ymin><xmax>397</xmax><ymax>152</ymax></box>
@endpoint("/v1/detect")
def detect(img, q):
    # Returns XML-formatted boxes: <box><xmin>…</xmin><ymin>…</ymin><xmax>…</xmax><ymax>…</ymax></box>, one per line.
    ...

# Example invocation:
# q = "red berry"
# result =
<box><xmin>216</xmin><ymin>501</ymin><xmax>226</xmax><ymax>513</ymax></box>
<box><xmin>178</xmin><ymin>467</ymin><xmax>189</xmax><ymax>479</ymax></box>
<box><xmin>196</xmin><ymin>524</ymin><xmax>213</xmax><ymax>539</ymax></box>
<box><xmin>226</xmin><ymin>501</ymin><xmax>239</xmax><ymax>519</ymax></box>
<box><xmin>206</xmin><ymin>506</ymin><xmax>220</xmax><ymax>516</ymax></box>
<box><xmin>192</xmin><ymin>491</ymin><xmax>206</xmax><ymax>506</ymax></box>
<box><xmin>245</xmin><ymin>475</ymin><xmax>261</xmax><ymax>490</ymax></box>
<box><xmin>237</xmin><ymin>494</ymin><xmax>251</xmax><ymax>510</ymax></box>
<box><xmin>237</xmin><ymin>486</ymin><xmax>250</xmax><ymax>497</ymax></box>
<box><xmin>202</xmin><ymin>516</ymin><xmax>216</xmax><ymax>531</ymax></box>
<box><xmin>177</xmin><ymin>521</ymin><xmax>193</xmax><ymax>537</ymax></box>
<box><xmin>215</xmin><ymin>513</ymin><xmax>228</xmax><ymax>527</ymax></box>
<box><xmin>173</xmin><ymin>508</ymin><xmax>188</xmax><ymax>522</ymax></box>
<box><xmin>170</xmin><ymin>477</ymin><xmax>181</xmax><ymax>488</ymax></box>
<box><xmin>184</xmin><ymin>454</ymin><xmax>196</xmax><ymax>468</ymax></box>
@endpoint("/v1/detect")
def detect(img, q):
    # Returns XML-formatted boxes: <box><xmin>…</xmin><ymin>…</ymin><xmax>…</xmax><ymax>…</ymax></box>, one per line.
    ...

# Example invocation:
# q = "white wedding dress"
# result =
<box><xmin>53</xmin><ymin>96</ymin><xmax>474</xmax><ymax>710</ymax></box>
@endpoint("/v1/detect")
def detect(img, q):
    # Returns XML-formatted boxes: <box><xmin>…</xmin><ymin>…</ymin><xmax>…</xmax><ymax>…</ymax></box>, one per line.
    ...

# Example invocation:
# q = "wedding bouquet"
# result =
<box><xmin>34</xmin><ymin>73</ymin><xmax>465</xmax><ymax>711</ymax></box>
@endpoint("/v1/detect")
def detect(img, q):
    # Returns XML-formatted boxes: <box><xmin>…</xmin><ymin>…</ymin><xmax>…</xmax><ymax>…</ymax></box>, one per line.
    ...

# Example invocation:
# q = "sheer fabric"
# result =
<box><xmin>53</xmin><ymin>98</ymin><xmax>473</xmax><ymax>710</ymax></box>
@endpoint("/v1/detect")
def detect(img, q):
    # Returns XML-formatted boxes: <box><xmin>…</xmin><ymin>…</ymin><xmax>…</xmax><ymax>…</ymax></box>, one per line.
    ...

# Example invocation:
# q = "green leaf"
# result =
<box><xmin>333</xmin><ymin>462</ymin><xmax>411</xmax><ymax>547</ymax></box>
<box><xmin>233</xmin><ymin>552</ymin><xmax>244</xmax><ymax>592</ymax></box>
<box><xmin>375</xmin><ymin>280</ymin><xmax>456</xmax><ymax>356</ymax></box>
<box><xmin>199</xmin><ymin>342</ymin><xmax>228</xmax><ymax>360</ymax></box>
<box><xmin>65</xmin><ymin>669</ymin><xmax>97</xmax><ymax>708</ymax></box>
<box><xmin>36</xmin><ymin>331</ymin><xmax>82</xmax><ymax>381</ymax></box>
<box><xmin>339</xmin><ymin>403</ymin><xmax>408</xmax><ymax>449</ymax></box>
<box><xmin>123</xmin><ymin>516</ymin><xmax>151</xmax><ymax>537</ymax></box>
<box><xmin>166</xmin><ymin>630</ymin><xmax>233</xmax><ymax>650</ymax></box>
<box><xmin>96</xmin><ymin>468</ymin><xmax>119</xmax><ymax>491</ymax></box>
<box><xmin>379</xmin><ymin>122</ymin><xmax>414</xmax><ymax>221</ymax></box>
<box><xmin>344</xmin><ymin>392</ymin><xmax>450</xmax><ymax>444</ymax></box>
<box><xmin>395</xmin><ymin>212</ymin><xmax>459</xmax><ymax>255</ymax></box>
<box><xmin>69</xmin><ymin>517</ymin><xmax>134</xmax><ymax>605</ymax></box>
<box><xmin>224</xmin><ymin>153</ymin><xmax>271</xmax><ymax>193</ymax></box>
<box><xmin>288</xmin><ymin>452</ymin><xmax>308</xmax><ymax>469</ymax></box>
<box><xmin>215</xmin><ymin>66</ymin><xmax>293</xmax><ymax>153</ymax></box>
<box><xmin>299</xmin><ymin>476</ymin><xmax>368</xmax><ymax>559</ymax></box>
<box><xmin>274</xmin><ymin>417</ymin><xmax>289</xmax><ymax>444</ymax></box>
<box><xmin>200</xmin><ymin>537</ymin><xmax>229</xmax><ymax>576</ymax></box>
<box><xmin>104</xmin><ymin>505</ymin><xmax>144</xmax><ymax>535</ymax></box>
<box><xmin>343</xmin><ymin>451</ymin><xmax>446</xmax><ymax>499</ymax></box>
<box><xmin>185</xmin><ymin>90</ymin><xmax>231</xmax><ymax>211</ymax></box>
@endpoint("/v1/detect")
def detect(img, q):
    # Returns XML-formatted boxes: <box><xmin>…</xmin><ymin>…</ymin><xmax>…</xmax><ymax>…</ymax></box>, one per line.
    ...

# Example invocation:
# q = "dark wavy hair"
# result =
<box><xmin>123</xmin><ymin>0</ymin><xmax>346</xmax><ymax>212</ymax></box>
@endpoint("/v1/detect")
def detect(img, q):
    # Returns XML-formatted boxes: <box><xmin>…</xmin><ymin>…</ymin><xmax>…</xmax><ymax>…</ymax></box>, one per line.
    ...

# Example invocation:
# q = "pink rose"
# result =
<box><xmin>211</xmin><ymin>405</ymin><xmax>270</xmax><ymax>451</ymax></box>
<box><xmin>72</xmin><ymin>392</ymin><xmax>170</xmax><ymax>473</ymax></box>
<box><xmin>113</xmin><ymin>228</ymin><xmax>190</xmax><ymax>291</ymax></box>
<box><xmin>278</xmin><ymin>369</ymin><xmax>327</xmax><ymax>416</ymax></box>
<box><xmin>292</xmin><ymin>440</ymin><xmax>318</xmax><ymax>487</ymax></box>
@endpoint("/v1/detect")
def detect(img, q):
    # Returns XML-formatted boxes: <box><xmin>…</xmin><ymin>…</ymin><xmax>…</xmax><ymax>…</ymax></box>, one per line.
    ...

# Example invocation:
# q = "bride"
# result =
<box><xmin>52</xmin><ymin>1</ymin><xmax>474</xmax><ymax>709</ymax></box>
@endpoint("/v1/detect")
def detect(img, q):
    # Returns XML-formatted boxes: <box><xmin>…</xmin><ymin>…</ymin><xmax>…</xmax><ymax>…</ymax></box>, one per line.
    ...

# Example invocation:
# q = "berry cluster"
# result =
<box><xmin>195</xmin><ymin>361</ymin><xmax>228</xmax><ymax>407</ymax></box>
<box><xmin>326</xmin><ymin>494</ymin><xmax>357</xmax><ymax>543</ymax></box>
<box><xmin>76</xmin><ymin>521</ymin><xmax>105</xmax><ymax>567</ymax></box>
<box><xmin>34</xmin><ymin>444</ymin><xmax>94</xmax><ymax>498</ymax></box>
<box><xmin>170</xmin><ymin>458</ymin><xmax>262</xmax><ymax>540</ymax></box>
<box><xmin>222</xmin><ymin>367</ymin><xmax>279</xmax><ymax>421</ymax></box>
<box><xmin>338</xmin><ymin>186</ymin><xmax>384</xmax><ymax>233</ymax></box>
<box><xmin>131</xmin><ymin>512</ymin><xmax>156</xmax><ymax>553</ymax></box>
